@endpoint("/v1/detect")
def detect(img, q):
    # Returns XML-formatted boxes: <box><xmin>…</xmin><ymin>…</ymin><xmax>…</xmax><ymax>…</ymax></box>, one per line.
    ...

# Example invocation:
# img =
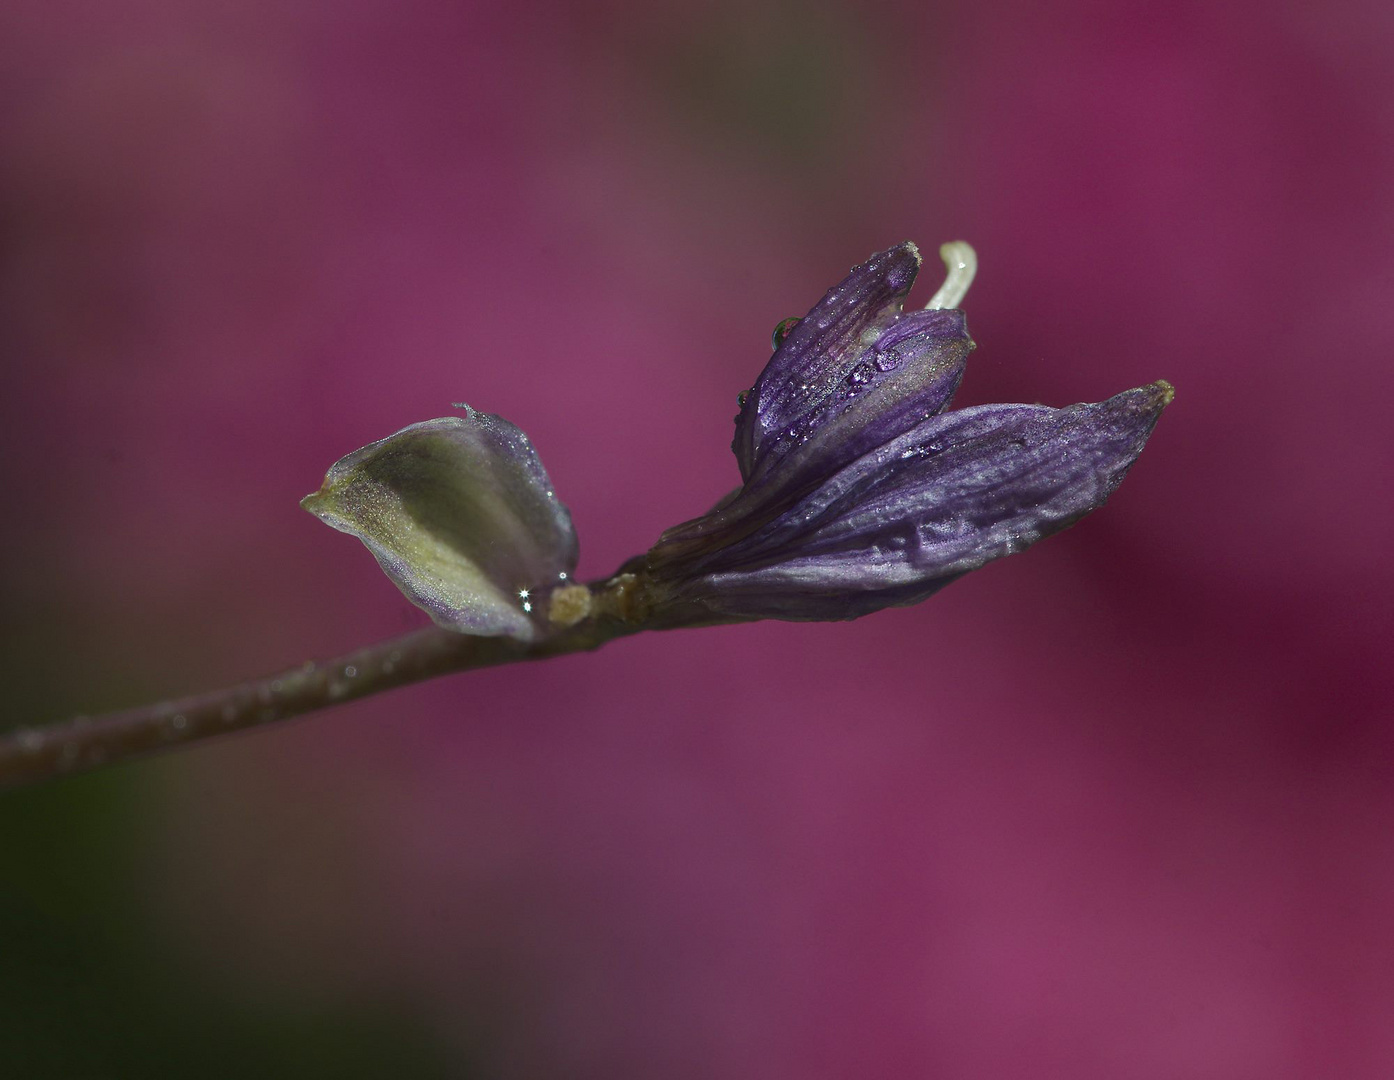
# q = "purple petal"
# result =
<box><xmin>655</xmin><ymin>251</ymin><xmax>973</xmax><ymax>571</ymax></box>
<box><xmin>742</xmin><ymin>306</ymin><xmax>973</xmax><ymax>493</ymax></box>
<box><xmin>733</xmin><ymin>242</ymin><xmax>923</xmax><ymax>480</ymax></box>
<box><xmin>302</xmin><ymin>410</ymin><xmax>577</xmax><ymax>640</ymax></box>
<box><xmin>667</xmin><ymin>382</ymin><xmax>1173</xmax><ymax>620</ymax></box>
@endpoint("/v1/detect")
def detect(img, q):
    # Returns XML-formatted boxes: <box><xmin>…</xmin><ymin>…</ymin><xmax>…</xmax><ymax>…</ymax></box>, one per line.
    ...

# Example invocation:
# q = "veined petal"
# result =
<box><xmin>302</xmin><ymin>411</ymin><xmax>577</xmax><ymax>640</ymax></box>
<box><xmin>654</xmin><ymin>255</ymin><xmax>973</xmax><ymax>572</ymax></box>
<box><xmin>670</xmin><ymin>382</ymin><xmax>1173</xmax><ymax>620</ymax></box>
<box><xmin>742</xmin><ymin>307</ymin><xmax>973</xmax><ymax>495</ymax></box>
<box><xmin>734</xmin><ymin>242</ymin><xmax>922</xmax><ymax>480</ymax></box>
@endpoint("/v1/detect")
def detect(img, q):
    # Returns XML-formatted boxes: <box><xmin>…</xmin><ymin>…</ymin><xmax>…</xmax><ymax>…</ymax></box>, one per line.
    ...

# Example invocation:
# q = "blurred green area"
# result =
<box><xmin>645</xmin><ymin>1</ymin><xmax>872</xmax><ymax>169</ymax></box>
<box><xmin>0</xmin><ymin>597</ymin><xmax>461</xmax><ymax>1076</ymax></box>
<box><xmin>0</xmin><ymin>770</ymin><xmax>461</xmax><ymax>1079</ymax></box>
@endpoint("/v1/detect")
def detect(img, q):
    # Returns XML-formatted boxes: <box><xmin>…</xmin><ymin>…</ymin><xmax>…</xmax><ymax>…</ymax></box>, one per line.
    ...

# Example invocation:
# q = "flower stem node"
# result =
<box><xmin>548</xmin><ymin>583</ymin><xmax>594</xmax><ymax>628</ymax></box>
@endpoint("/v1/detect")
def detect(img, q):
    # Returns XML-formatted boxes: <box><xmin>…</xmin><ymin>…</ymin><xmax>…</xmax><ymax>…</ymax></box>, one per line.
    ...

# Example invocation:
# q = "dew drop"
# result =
<box><xmin>343</xmin><ymin>665</ymin><xmax>358</xmax><ymax>679</ymax></box>
<box><xmin>171</xmin><ymin>714</ymin><xmax>187</xmax><ymax>730</ymax></box>
<box><xmin>770</xmin><ymin>317</ymin><xmax>801</xmax><ymax>349</ymax></box>
<box><xmin>898</xmin><ymin>441</ymin><xmax>944</xmax><ymax>461</ymax></box>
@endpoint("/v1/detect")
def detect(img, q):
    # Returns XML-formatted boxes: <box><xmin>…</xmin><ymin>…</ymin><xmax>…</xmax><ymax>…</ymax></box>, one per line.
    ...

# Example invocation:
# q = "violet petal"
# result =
<box><xmin>656</xmin><ymin>249</ymin><xmax>972</xmax><ymax>570</ymax></box>
<box><xmin>733</xmin><ymin>242</ymin><xmax>922</xmax><ymax>480</ymax></box>
<box><xmin>667</xmin><ymin>382</ymin><xmax>1173</xmax><ymax>620</ymax></box>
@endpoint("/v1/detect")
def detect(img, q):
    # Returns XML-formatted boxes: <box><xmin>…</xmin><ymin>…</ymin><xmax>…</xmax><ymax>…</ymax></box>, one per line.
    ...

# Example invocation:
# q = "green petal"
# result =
<box><xmin>302</xmin><ymin>411</ymin><xmax>577</xmax><ymax>640</ymax></box>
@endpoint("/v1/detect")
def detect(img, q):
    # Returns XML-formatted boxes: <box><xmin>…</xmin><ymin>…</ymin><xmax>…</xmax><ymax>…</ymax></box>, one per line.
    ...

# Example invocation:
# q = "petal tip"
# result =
<box><xmin>872</xmin><ymin>242</ymin><xmax>922</xmax><ymax>294</ymax></box>
<box><xmin>1106</xmin><ymin>379</ymin><xmax>1175</xmax><ymax>418</ymax></box>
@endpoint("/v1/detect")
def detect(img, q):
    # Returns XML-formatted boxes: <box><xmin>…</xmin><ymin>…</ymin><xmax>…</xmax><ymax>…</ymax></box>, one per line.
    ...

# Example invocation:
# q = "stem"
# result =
<box><xmin>0</xmin><ymin>580</ymin><xmax>650</xmax><ymax>791</ymax></box>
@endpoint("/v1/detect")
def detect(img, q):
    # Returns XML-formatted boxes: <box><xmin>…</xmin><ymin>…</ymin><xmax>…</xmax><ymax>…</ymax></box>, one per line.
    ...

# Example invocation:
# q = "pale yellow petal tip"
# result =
<box><xmin>1154</xmin><ymin>379</ymin><xmax>1176</xmax><ymax>407</ymax></box>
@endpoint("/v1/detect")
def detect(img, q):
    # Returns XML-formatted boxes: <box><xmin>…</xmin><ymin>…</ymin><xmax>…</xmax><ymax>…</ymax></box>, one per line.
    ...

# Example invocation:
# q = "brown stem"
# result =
<box><xmin>0</xmin><ymin>577</ymin><xmax>654</xmax><ymax>791</ymax></box>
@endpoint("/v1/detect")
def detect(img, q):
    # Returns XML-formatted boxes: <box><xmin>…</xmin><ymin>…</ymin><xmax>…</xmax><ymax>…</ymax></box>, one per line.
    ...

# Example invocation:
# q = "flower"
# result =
<box><xmin>643</xmin><ymin>241</ymin><xmax>1172</xmax><ymax>621</ymax></box>
<box><xmin>303</xmin><ymin>240</ymin><xmax>1170</xmax><ymax>637</ymax></box>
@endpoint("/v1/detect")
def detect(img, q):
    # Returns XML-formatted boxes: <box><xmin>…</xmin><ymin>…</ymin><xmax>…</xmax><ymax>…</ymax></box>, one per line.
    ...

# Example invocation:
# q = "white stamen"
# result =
<box><xmin>924</xmin><ymin>241</ymin><xmax>977</xmax><ymax>310</ymax></box>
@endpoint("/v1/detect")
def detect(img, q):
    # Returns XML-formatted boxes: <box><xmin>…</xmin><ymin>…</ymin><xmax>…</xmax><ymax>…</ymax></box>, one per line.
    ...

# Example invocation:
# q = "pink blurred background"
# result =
<box><xmin>3</xmin><ymin>0</ymin><xmax>1392</xmax><ymax>1076</ymax></box>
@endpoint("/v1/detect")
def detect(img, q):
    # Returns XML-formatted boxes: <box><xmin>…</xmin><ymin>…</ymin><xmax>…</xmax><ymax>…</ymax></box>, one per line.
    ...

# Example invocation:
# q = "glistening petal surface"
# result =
<box><xmin>672</xmin><ymin>382</ymin><xmax>1172</xmax><ymax>620</ymax></box>
<box><xmin>654</xmin><ymin>248</ymin><xmax>973</xmax><ymax>570</ymax></box>
<box><xmin>302</xmin><ymin>411</ymin><xmax>577</xmax><ymax>640</ymax></box>
<box><xmin>733</xmin><ymin>242</ymin><xmax>923</xmax><ymax>480</ymax></box>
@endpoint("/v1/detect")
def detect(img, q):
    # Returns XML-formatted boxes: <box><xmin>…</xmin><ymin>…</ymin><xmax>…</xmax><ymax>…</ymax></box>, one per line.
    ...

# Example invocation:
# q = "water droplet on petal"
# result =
<box><xmin>898</xmin><ymin>442</ymin><xmax>945</xmax><ymax>461</ymax></box>
<box><xmin>771</xmin><ymin>317</ymin><xmax>801</xmax><ymax>349</ymax></box>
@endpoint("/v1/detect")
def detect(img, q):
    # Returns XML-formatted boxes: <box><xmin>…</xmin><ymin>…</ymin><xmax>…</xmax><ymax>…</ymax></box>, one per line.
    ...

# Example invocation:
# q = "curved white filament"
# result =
<box><xmin>924</xmin><ymin>241</ymin><xmax>977</xmax><ymax>310</ymax></box>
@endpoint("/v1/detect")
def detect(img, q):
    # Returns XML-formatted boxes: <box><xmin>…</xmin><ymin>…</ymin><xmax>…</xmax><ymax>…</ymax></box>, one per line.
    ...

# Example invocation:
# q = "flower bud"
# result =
<box><xmin>646</xmin><ymin>242</ymin><xmax>1172</xmax><ymax>622</ymax></box>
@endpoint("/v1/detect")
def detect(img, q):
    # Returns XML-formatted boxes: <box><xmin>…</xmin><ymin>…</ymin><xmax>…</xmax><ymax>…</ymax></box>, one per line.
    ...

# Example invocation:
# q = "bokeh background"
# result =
<box><xmin>2</xmin><ymin>0</ymin><xmax>1392</xmax><ymax>1076</ymax></box>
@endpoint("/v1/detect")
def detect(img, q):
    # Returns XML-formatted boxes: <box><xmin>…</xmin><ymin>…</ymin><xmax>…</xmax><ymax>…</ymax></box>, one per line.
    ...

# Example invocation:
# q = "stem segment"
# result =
<box><xmin>0</xmin><ymin>580</ymin><xmax>649</xmax><ymax>790</ymax></box>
